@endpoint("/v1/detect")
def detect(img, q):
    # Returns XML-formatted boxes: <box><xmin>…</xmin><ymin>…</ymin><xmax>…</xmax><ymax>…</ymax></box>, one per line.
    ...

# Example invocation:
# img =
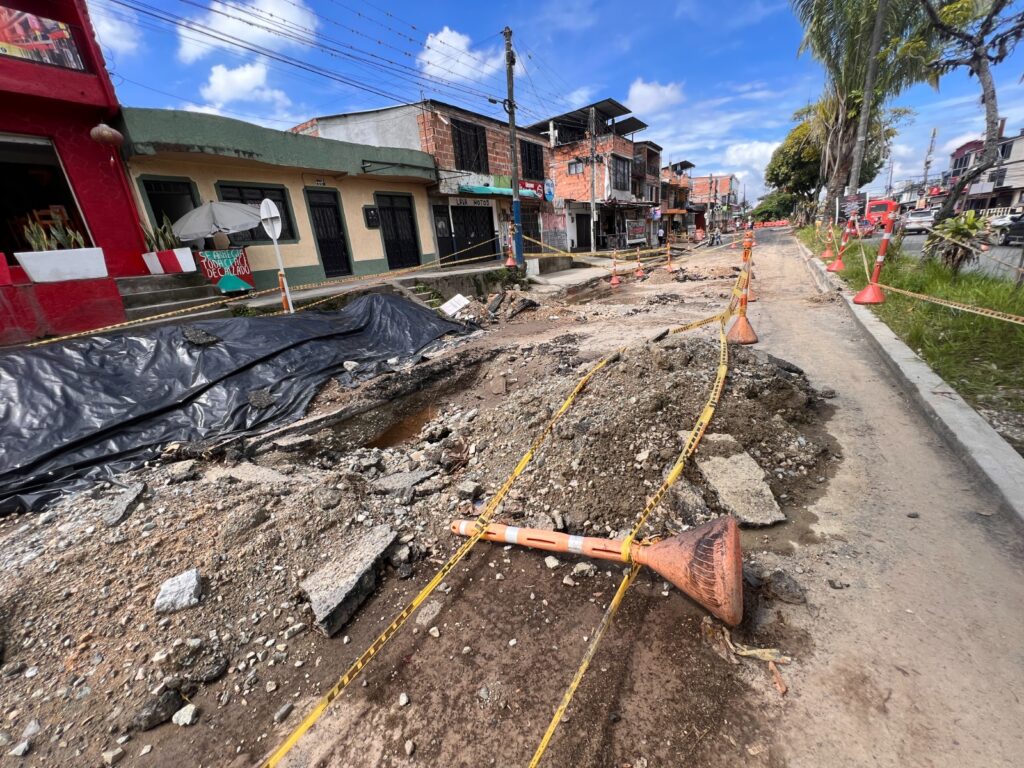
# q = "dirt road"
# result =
<box><xmin>265</xmin><ymin>232</ymin><xmax>1024</xmax><ymax>767</ymax></box>
<box><xmin>2</xmin><ymin>232</ymin><xmax>1022</xmax><ymax>767</ymax></box>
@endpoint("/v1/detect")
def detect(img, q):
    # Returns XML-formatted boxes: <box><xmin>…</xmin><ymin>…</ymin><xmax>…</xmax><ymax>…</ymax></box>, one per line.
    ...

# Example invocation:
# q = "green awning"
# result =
<box><xmin>458</xmin><ymin>184</ymin><xmax>540</xmax><ymax>198</ymax></box>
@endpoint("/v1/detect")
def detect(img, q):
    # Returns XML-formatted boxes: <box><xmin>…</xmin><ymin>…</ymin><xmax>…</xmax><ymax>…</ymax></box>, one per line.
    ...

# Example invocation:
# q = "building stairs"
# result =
<box><xmin>116</xmin><ymin>272</ymin><xmax>232</xmax><ymax>325</ymax></box>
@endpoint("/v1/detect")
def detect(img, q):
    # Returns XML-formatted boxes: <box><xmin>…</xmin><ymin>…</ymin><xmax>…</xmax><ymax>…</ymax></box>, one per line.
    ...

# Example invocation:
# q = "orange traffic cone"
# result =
<box><xmin>451</xmin><ymin>516</ymin><xmax>743</xmax><ymax>626</ymax></box>
<box><xmin>726</xmin><ymin>314</ymin><xmax>758</xmax><ymax>345</ymax></box>
<box><xmin>634</xmin><ymin>248</ymin><xmax>644</xmax><ymax>278</ymax></box>
<box><xmin>610</xmin><ymin>257</ymin><xmax>620</xmax><ymax>287</ymax></box>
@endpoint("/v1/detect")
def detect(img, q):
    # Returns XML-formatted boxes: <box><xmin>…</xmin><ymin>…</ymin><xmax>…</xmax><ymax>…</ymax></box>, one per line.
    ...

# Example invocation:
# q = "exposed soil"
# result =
<box><xmin>2</xmin><ymin>231</ymin><xmax>1021</xmax><ymax>768</ymax></box>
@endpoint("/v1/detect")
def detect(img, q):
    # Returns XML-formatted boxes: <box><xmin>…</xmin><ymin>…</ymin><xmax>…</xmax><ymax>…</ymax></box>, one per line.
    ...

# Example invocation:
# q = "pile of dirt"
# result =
<box><xmin>0</xmin><ymin>327</ymin><xmax>836</xmax><ymax>765</ymax></box>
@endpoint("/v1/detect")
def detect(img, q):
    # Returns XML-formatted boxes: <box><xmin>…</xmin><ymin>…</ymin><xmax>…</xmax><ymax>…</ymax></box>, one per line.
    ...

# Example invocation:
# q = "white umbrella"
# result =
<box><xmin>172</xmin><ymin>201</ymin><xmax>262</xmax><ymax>241</ymax></box>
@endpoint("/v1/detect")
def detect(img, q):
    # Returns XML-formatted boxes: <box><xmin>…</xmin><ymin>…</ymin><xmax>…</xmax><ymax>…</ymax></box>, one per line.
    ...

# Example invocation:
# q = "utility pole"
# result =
<box><xmin>885</xmin><ymin>155</ymin><xmax>895</xmax><ymax>197</ymax></box>
<box><xmin>922</xmin><ymin>127</ymin><xmax>937</xmax><ymax>187</ymax></box>
<box><xmin>589</xmin><ymin>106</ymin><xmax>597</xmax><ymax>251</ymax></box>
<box><xmin>848</xmin><ymin>0</ymin><xmax>889</xmax><ymax>194</ymax></box>
<box><xmin>503</xmin><ymin>26</ymin><xmax>523</xmax><ymax>267</ymax></box>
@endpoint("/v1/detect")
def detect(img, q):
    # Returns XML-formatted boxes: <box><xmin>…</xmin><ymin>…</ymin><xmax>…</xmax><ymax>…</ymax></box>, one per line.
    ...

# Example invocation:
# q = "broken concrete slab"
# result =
<box><xmin>371</xmin><ymin>469</ymin><xmax>437</xmax><ymax>496</ymax></box>
<box><xmin>697</xmin><ymin>452</ymin><xmax>785</xmax><ymax>526</ymax></box>
<box><xmin>301</xmin><ymin>525</ymin><xmax>396</xmax><ymax>637</ymax></box>
<box><xmin>203</xmin><ymin>463</ymin><xmax>293</xmax><ymax>486</ymax></box>
<box><xmin>154</xmin><ymin>569</ymin><xmax>202</xmax><ymax>614</ymax></box>
<box><xmin>271</xmin><ymin>434</ymin><xmax>316</xmax><ymax>452</ymax></box>
<box><xmin>103</xmin><ymin>483</ymin><xmax>146</xmax><ymax>527</ymax></box>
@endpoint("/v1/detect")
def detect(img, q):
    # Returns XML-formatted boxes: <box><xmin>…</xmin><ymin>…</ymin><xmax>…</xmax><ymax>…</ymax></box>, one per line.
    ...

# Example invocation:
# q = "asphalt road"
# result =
<box><xmin>899</xmin><ymin>232</ymin><xmax>1023</xmax><ymax>280</ymax></box>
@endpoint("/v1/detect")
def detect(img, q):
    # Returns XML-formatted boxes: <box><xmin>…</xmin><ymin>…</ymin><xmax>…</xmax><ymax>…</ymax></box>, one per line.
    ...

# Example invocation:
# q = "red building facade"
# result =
<box><xmin>1</xmin><ymin>0</ymin><xmax>145</xmax><ymax>343</ymax></box>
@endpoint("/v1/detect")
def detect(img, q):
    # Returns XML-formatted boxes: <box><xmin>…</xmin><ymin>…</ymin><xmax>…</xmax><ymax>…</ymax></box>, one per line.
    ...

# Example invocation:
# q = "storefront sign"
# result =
<box><xmin>543</xmin><ymin>179</ymin><xmax>555</xmax><ymax>201</ymax></box>
<box><xmin>0</xmin><ymin>6</ymin><xmax>85</xmax><ymax>70</ymax></box>
<box><xmin>625</xmin><ymin>219</ymin><xmax>646</xmax><ymax>244</ymax></box>
<box><xmin>519</xmin><ymin>180</ymin><xmax>544</xmax><ymax>196</ymax></box>
<box><xmin>450</xmin><ymin>197</ymin><xmax>492</xmax><ymax>207</ymax></box>
<box><xmin>198</xmin><ymin>248</ymin><xmax>255</xmax><ymax>293</ymax></box>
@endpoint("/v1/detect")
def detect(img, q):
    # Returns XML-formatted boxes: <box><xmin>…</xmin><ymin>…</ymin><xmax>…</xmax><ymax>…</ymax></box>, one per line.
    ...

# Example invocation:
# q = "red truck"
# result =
<box><xmin>865</xmin><ymin>199</ymin><xmax>898</xmax><ymax>224</ymax></box>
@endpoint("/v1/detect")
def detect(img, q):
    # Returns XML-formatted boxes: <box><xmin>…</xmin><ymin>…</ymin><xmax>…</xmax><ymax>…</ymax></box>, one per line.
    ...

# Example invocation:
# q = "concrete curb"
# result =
<box><xmin>793</xmin><ymin>236</ymin><xmax>1024</xmax><ymax>522</ymax></box>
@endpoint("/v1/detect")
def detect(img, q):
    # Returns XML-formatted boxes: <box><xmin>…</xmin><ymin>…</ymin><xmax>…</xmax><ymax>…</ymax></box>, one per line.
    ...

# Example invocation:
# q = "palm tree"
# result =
<box><xmin>791</xmin><ymin>0</ymin><xmax>936</xmax><ymax>217</ymax></box>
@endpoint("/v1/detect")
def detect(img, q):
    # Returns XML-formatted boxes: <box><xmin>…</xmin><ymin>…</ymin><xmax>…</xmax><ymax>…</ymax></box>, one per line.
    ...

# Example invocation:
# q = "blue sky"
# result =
<box><xmin>87</xmin><ymin>0</ymin><xmax>1024</xmax><ymax>199</ymax></box>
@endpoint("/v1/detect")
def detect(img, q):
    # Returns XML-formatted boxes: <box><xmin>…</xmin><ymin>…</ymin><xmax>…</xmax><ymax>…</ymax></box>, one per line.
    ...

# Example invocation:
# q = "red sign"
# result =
<box><xmin>198</xmin><ymin>248</ymin><xmax>255</xmax><ymax>293</ymax></box>
<box><xmin>519</xmin><ymin>180</ymin><xmax>544</xmax><ymax>196</ymax></box>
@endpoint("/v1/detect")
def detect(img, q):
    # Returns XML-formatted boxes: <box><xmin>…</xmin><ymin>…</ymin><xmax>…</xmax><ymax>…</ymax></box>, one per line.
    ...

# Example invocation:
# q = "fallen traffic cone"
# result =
<box><xmin>451</xmin><ymin>516</ymin><xmax>743</xmax><ymax>625</ymax></box>
<box><xmin>610</xmin><ymin>257</ymin><xmax>621</xmax><ymax>287</ymax></box>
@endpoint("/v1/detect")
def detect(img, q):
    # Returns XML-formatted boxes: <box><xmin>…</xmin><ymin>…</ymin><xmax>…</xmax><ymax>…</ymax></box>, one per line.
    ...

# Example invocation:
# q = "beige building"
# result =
<box><xmin>119</xmin><ymin>108</ymin><xmax>439</xmax><ymax>290</ymax></box>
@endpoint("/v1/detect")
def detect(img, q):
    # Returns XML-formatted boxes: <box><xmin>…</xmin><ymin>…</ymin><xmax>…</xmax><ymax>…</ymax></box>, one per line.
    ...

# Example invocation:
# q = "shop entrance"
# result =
<box><xmin>450</xmin><ymin>204</ymin><xmax>496</xmax><ymax>261</ymax></box>
<box><xmin>0</xmin><ymin>136</ymin><xmax>89</xmax><ymax>264</ymax></box>
<box><xmin>376</xmin><ymin>193</ymin><xmax>420</xmax><ymax>270</ymax></box>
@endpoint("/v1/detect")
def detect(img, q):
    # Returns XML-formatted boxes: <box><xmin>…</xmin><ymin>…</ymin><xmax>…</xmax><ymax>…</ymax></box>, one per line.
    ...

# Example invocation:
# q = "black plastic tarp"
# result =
<box><xmin>0</xmin><ymin>294</ymin><xmax>463</xmax><ymax>514</ymax></box>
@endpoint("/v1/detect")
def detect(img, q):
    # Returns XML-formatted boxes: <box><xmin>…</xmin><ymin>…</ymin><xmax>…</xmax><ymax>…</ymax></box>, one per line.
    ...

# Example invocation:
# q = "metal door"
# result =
<box><xmin>432</xmin><ymin>204</ymin><xmax>455</xmax><ymax>261</ymax></box>
<box><xmin>377</xmin><ymin>194</ymin><xmax>420</xmax><ymax>269</ymax></box>
<box><xmin>307</xmin><ymin>190</ymin><xmax>351</xmax><ymax>277</ymax></box>
<box><xmin>450</xmin><ymin>205</ymin><xmax>497</xmax><ymax>261</ymax></box>
<box><xmin>575</xmin><ymin>213</ymin><xmax>591</xmax><ymax>251</ymax></box>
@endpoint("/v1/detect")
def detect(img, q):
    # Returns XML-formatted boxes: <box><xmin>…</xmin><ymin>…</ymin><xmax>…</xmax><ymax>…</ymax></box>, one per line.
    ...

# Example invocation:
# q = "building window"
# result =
<box><xmin>520</xmin><ymin>140</ymin><xmax>544</xmax><ymax>181</ymax></box>
<box><xmin>951</xmin><ymin>154</ymin><xmax>970</xmax><ymax>174</ymax></box>
<box><xmin>1000</xmin><ymin>142</ymin><xmax>1012</xmax><ymax>160</ymax></box>
<box><xmin>612</xmin><ymin>156</ymin><xmax>631</xmax><ymax>191</ymax></box>
<box><xmin>568</xmin><ymin>160</ymin><xmax>584</xmax><ymax>175</ymax></box>
<box><xmin>141</xmin><ymin>178</ymin><xmax>199</xmax><ymax>227</ymax></box>
<box><xmin>451</xmin><ymin>119</ymin><xmax>489</xmax><ymax>174</ymax></box>
<box><xmin>989</xmin><ymin>167</ymin><xmax>1007</xmax><ymax>187</ymax></box>
<box><xmin>217</xmin><ymin>183</ymin><xmax>296</xmax><ymax>243</ymax></box>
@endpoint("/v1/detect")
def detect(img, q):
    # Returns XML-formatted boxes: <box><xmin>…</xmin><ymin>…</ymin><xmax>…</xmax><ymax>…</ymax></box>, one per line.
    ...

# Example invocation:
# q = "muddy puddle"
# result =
<box><xmin>742</xmin><ymin>504</ymin><xmax>823</xmax><ymax>555</ymax></box>
<box><xmin>365</xmin><ymin>404</ymin><xmax>439</xmax><ymax>448</ymax></box>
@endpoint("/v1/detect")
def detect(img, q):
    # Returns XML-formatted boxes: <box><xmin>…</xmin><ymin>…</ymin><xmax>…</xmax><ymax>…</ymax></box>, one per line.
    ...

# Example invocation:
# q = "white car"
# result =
<box><xmin>989</xmin><ymin>212</ymin><xmax>1022</xmax><ymax>244</ymax></box>
<box><xmin>902</xmin><ymin>208</ymin><xmax>935</xmax><ymax>234</ymax></box>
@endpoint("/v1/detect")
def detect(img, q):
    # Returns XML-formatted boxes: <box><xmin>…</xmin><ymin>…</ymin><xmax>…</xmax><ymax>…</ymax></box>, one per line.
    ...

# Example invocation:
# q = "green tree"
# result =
<box><xmin>764</xmin><ymin>119</ymin><xmax>822</xmax><ymax>199</ymax></box>
<box><xmin>752</xmin><ymin>191</ymin><xmax>799</xmax><ymax>222</ymax></box>
<box><xmin>792</xmin><ymin>0</ymin><xmax>935</xmax><ymax>215</ymax></box>
<box><xmin>900</xmin><ymin>0</ymin><xmax>1024</xmax><ymax>224</ymax></box>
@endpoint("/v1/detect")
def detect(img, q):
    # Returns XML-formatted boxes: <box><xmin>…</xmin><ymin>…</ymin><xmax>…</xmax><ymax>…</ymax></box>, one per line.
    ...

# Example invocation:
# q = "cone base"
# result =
<box><xmin>610</xmin><ymin>275</ymin><xmax>621</xmax><ymax>287</ymax></box>
<box><xmin>634</xmin><ymin>269</ymin><xmax>645</xmax><ymax>278</ymax></box>
<box><xmin>504</xmin><ymin>256</ymin><xmax>517</xmax><ymax>268</ymax></box>
<box><xmin>726</xmin><ymin>315</ymin><xmax>758</xmax><ymax>345</ymax></box>
<box><xmin>825</xmin><ymin>257</ymin><xmax>845</xmax><ymax>273</ymax></box>
<box><xmin>820</xmin><ymin>248</ymin><xmax>833</xmax><ymax>261</ymax></box>
<box><xmin>853</xmin><ymin>283</ymin><xmax>885</xmax><ymax>304</ymax></box>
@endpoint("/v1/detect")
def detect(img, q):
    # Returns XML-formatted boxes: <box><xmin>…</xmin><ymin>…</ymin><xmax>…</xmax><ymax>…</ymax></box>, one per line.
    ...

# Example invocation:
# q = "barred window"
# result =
<box><xmin>217</xmin><ymin>184</ymin><xmax>295</xmax><ymax>243</ymax></box>
<box><xmin>520</xmin><ymin>140</ymin><xmax>544</xmax><ymax>181</ymax></box>
<box><xmin>451</xmin><ymin>119</ymin><xmax>489</xmax><ymax>174</ymax></box>
<box><xmin>612</xmin><ymin>156</ymin><xmax>631</xmax><ymax>191</ymax></box>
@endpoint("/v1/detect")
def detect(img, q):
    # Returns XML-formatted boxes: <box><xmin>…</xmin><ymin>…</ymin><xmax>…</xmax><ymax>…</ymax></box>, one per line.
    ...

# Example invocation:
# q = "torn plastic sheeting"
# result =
<box><xmin>0</xmin><ymin>294</ymin><xmax>463</xmax><ymax>514</ymax></box>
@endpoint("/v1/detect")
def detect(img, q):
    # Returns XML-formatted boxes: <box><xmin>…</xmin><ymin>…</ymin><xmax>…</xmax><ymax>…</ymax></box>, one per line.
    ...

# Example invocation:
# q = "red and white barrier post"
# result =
<box><xmin>826</xmin><ymin>217</ymin><xmax>855</xmax><ymax>273</ymax></box>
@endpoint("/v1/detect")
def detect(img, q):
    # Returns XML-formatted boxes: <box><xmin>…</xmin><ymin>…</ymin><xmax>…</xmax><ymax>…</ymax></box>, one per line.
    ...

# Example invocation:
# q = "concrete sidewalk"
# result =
<box><xmin>241</xmin><ymin>262</ymin><xmax>503</xmax><ymax>309</ymax></box>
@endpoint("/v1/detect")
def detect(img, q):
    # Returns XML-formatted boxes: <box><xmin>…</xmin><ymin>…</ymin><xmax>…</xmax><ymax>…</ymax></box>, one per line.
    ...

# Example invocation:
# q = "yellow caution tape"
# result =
<box><xmin>526</xmin><ymin>562</ymin><xmax>641</xmax><ymax>768</ymax></box>
<box><xmin>533</xmin><ymin>315</ymin><xmax>733</xmax><ymax>766</ymax></box>
<box><xmin>26</xmin><ymin>238</ymin><xmax>501</xmax><ymax>347</ymax></box>
<box><xmin>257</xmin><ymin>348</ymin><xmax>619</xmax><ymax>768</ymax></box>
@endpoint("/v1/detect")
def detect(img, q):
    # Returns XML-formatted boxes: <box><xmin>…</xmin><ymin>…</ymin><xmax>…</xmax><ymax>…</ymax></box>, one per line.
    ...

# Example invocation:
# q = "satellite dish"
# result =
<box><xmin>260</xmin><ymin>198</ymin><xmax>283</xmax><ymax>241</ymax></box>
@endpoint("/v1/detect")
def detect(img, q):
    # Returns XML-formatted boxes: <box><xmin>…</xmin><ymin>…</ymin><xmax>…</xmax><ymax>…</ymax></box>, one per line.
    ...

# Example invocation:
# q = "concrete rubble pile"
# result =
<box><xmin>0</xmin><ymin>318</ymin><xmax>836</xmax><ymax>764</ymax></box>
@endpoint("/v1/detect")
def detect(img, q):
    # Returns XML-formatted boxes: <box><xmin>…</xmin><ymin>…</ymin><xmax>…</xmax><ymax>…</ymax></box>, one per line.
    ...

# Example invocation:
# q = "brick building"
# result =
<box><xmin>293</xmin><ymin>100</ymin><xmax>562</xmax><ymax>260</ymax></box>
<box><xmin>660</xmin><ymin>160</ymin><xmax>695</xmax><ymax>239</ymax></box>
<box><xmin>528</xmin><ymin>99</ymin><xmax>659</xmax><ymax>251</ymax></box>
<box><xmin>687</xmin><ymin>174</ymin><xmax>741</xmax><ymax>232</ymax></box>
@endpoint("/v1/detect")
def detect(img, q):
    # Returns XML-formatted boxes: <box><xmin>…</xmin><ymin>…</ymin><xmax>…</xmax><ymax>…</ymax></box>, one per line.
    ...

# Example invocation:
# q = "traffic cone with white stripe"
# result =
<box><xmin>853</xmin><ymin>215</ymin><xmax>894</xmax><ymax>304</ymax></box>
<box><xmin>610</xmin><ymin>257</ymin><xmax>621</xmax><ymax>287</ymax></box>
<box><xmin>826</xmin><ymin>218</ymin><xmax>853</xmax><ymax>273</ymax></box>
<box><xmin>451</xmin><ymin>516</ymin><xmax>743</xmax><ymax>626</ymax></box>
<box><xmin>634</xmin><ymin>247</ymin><xmax>645</xmax><ymax>278</ymax></box>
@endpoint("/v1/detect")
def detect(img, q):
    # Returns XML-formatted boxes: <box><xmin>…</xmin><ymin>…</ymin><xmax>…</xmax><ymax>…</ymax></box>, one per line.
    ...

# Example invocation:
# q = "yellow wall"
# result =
<box><xmin>337</xmin><ymin>176</ymin><xmax>435</xmax><ymax>262</ymax></box>
<box><xmin>127</xmin><ymin>155</ymin><xmax>436</xmax><ymax>276</ymax></box>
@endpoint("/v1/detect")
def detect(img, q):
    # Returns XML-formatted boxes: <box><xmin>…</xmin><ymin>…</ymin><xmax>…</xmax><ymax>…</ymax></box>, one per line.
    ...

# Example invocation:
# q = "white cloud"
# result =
<box><xmin>625</xmin><ymin>78</ymin><xmax>685</xmax><ymax>115</ymax></box>
<box><xmin>199</xmin><ymin>61</ymin><xmax>290</xmax><ymax>110</ymax></box>
<box><xmin>417</xmin><ymin>27</ymin><xmax>502</xmax><ymax>83</ymax></box>
<box><xmin>724</xmin><ymin>1</ymin><xmax>788</xmax><ymax>29</ymax></box>
<box><xmin>724</xmin><ymin>140</ymin><xmax>781</xmax><ymax>169</ymax></box>
<box><xmin>89</xmin><ymin>4</ymin><xmax>141</xmax><ymax>57</ymax></box>
<box><xmin>566</xmin><ymin>86</ymin><xmax>596</xmax><ymax>108</ymax></box>
<box><xmin>181</xmin><ymin>103</ymin><xmax>226</xmax><ymax>117</ymax></box>
<box><xmin>539</xmin><ymin>0</ymin><xmax>597</xmax><ymax>31</ymax></box>
<box><xmin>941</xmin><ymin>131</ymin><xmax>981</xmax><ymax>153</ymax></box>
<box><xmin>177</xmin><ymin>0</ymin><xmax>318</xmax><ymax>65</ymax></box>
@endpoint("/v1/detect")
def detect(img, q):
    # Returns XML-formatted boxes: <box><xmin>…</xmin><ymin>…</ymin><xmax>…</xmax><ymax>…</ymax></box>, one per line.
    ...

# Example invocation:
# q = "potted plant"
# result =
<box><xmin>14</xmin><ymin>221</ymin><xmax>107</xmax><ymax>282</ymax></box>
<box><xmin>141</xmin><ymin>214</ymin><xmax>196</xmax><ymax>274</ymax></box>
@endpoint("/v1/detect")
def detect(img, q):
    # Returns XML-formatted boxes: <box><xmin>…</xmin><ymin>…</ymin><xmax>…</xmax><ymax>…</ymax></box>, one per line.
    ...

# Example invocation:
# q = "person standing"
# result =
<box><xmin>657</xmin><ymin>225</ymin><xmax>665</xmax><ymax>245</ymax></box>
